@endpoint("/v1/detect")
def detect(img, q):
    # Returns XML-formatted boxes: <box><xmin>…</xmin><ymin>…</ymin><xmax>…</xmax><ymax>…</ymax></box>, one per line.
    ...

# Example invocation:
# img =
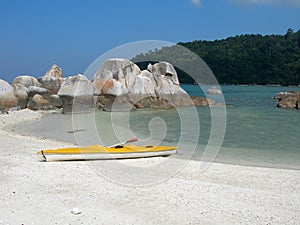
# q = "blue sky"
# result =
<box><xmin>0</xmin><ymin>0</ymin><xmax>300</xmax><ymax>82</ymax></box>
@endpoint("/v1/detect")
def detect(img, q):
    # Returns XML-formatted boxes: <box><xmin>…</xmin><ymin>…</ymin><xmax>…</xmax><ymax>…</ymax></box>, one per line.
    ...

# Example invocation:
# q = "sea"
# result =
<box><xmin>16</xmin><ymin>85</ymin><xmax>300</xmax><ymax>170</ymax></box>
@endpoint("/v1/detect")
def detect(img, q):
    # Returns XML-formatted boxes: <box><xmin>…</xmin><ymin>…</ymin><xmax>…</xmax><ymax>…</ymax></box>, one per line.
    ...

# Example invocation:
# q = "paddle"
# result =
<box><xmin>108</xmin><ymin>137</ymin><xmax>139</xmax><ymax>148</ymax></box>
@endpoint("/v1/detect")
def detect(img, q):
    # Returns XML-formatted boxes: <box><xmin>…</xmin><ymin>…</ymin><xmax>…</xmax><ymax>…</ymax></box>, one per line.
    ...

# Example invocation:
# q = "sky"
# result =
<box><xmin>0</xmin><ymin>0</ymin><xmax>300</xmax><ymax>82</ymax></box>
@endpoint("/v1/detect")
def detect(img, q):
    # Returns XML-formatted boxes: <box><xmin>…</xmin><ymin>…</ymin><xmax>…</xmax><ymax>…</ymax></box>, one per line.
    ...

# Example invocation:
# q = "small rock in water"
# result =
<box><xmin>71</xmin><ymin>207</ymin><xmax>82</xmax><ymax>215</ymax></box>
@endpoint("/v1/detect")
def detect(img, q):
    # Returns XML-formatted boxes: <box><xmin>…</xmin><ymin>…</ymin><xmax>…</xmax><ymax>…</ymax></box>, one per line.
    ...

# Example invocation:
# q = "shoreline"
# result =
<box><xmin>0</xmin><ymin>109</ymin><xmax>300</xmax><ymax>224</ymax></box>
<box><xmin>13</xmin><ymin>109</ymin><xmax>300</xmax><ymax>171</ymax></box>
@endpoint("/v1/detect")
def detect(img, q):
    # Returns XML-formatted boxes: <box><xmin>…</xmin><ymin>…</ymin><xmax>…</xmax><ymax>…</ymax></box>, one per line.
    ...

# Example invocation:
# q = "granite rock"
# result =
<box><xmin>58</xmin><ymin>74</ymin><xmax>93</xmax><ymax>114</ymax></box>
<box><xmin>0</xmin><ymin>79</ymin><xmax>18</xmax><ymax>110</ymax></box>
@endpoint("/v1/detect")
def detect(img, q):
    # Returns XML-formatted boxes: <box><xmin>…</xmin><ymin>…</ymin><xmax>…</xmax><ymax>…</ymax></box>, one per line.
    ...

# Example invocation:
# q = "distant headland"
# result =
<box><xmin>133</xmin><ymin>28</ymin><xmax>300</xmax><ymax>86</ymax></box>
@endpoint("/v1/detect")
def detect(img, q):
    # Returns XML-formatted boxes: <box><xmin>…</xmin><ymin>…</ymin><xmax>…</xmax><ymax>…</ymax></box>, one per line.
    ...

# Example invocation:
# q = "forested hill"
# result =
<box><xmin>133</xmin><ymin>29</ymin><xmax>300</xmax><ymax>85</ymax></box>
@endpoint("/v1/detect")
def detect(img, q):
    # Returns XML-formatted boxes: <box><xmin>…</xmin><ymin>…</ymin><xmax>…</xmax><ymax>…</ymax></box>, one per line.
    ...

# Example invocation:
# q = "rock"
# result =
<box><xmin>27</xmin><ymin>86</ymin><xmax>50</xmax><ymax>98</ymax></box>
<box><xmin>95</xmin><ymin>94</ymin><xmax>114</xmax><ymax>110</ymax></box>
<box><xmin>39</xmin><ymin>64</ymin><xmax>63</xmax><ymax>95</ymax></box>
<box><xmin>148</xmin><ymin>97</ymin><xmax>174</xmax><ymax>109</ymax></box>
<box><xmin>207</xmin><ymin>86</ymin><xmax>222</xmax><ymax>95</ymax></box>
<box><xmin>171</xmin><ymin>88</ymin><xmax>193</xmax><ymax>107</ymax></box>
<box><xmin>149</xmin><ymin>61</ymin><xmax>193</xmax><ymax>107</ymax></box>
<box><xmin>58</xmin><ymin>74</ymin><xmax>93</xmax><ymax>114</ymax></box>
<box><xmin>275</xmin><ymin>91</ymin><xmax>300</xmax><ymax>109</ymax></box>
<box><xmin>95</xmin><ymin>94</ymin><xmax>136</xmax><ymax>112</ymax></box>
<box><xmin>38</xmin><ymin>76</ymin><xmax>61</xmax><ymax>94</ymax></box>
<box><xmin>93</xmin><ymin>59</ymin><xmax>194</xmax><ymax>110</ymax></box>
<box><xmin>278</xmin><ymin>97</ymin><xmax>298</xmax><ymax>108</ymax></box>
<box><xmin>27</xmin><ymin>94</ymin><xmax>52</xmax><ymax>110</ymax></box>
<box><xmin>147</xmin><ymin>61</ymin><xmax>179</xmax><ymax>85</ymax></box>
<box><xmin>71</xmin><ymin>208</ymin><xmax>82</xmax><ymax>215</ymax></box>
<box><xmin>11</xmin><ymin>75</ymin><xmax>41</xmax><ymax>109</ymax></box>
<box><xmin>93</xmin><ymin>58</ymin><xmax>141</xmax><ymax>96</ymax></box>
<box><xmin>273</xmin><ymin>92</ymin><xmax>290</xmax><ymax>100</ymax></box>
<box><xmin>12</xmin><ymin>75</ymin><xmax>40</xmax><ymax>88</ymax></box>
<box><xmin>273</xmin><ymin>91</ymin><xmax>297</xmax><ymax>100</ymax></box>
<box><xmin>48</xmin><ymin>94</ymin><xmax>62</xmax><ymax>108</ymax></box>
<box><xmin>0</xmin><ymin>79</ymin><xmax>18</xmax><ymax>110</ymax></box>
<box><xmin>44</xmin><ymin>64</ymin><xmax>63</xmax><ymax>80</ymax></box>
<box><xmin>130</xmin><ymin>70</ymin><xmax>157</xmax><ymax>103</ymax></box>
<box><xmin>150</xmin><ymin>62</ymin><xmax>192</xmax><ymax>107</ymax></box>
<box><xmin>192</xmin><ymin>96</ymin><xmax>215</xmax><ymax>106</ymax></box>
<box><xmin>12</xmin><ymin>84</ymin><xmax>28</xmax><ymax>109</ymax></box>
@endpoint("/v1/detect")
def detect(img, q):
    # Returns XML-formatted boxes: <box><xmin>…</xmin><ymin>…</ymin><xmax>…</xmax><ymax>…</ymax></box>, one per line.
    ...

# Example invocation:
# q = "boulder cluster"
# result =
<box><xmin>0</xmin><ymin>64</ymin><xmax>63</xmax><ymax>113</ymax></box>
<box><xmin>274</xmin><ymin>91</ymin><xmax>300</xmax><ymax>109</ymax></box>
<box><xmin>0</xmin><ymin>59</ymin><xmax>211</xmax><ymax>114</ymax></box>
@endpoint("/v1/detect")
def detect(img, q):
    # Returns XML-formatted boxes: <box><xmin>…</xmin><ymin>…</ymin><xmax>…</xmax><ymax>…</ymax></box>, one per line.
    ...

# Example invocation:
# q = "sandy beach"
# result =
<box><xmin>0</xmin><ymin>109</ymin><xmax>299</xmax><ymax>225</ymax></box>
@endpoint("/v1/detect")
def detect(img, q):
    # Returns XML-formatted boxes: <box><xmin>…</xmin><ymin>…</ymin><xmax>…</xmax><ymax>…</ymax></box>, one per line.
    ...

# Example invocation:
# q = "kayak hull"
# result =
<box><xmin>37</xmin><ymin>145</ymin><xmax>177</xmax><ymax>161</ymax></box>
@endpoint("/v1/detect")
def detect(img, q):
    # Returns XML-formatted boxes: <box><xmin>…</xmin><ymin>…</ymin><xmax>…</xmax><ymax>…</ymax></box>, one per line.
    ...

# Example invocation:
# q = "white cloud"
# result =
<box><xmin>230</xmin><ymin>0</ymin><xmax>300</xmax><ymax>6</ymax></box>
<box><xmin>191</xmin><ymin>0</ymin><xmax>202</xmax><ymax>6</ymax></box>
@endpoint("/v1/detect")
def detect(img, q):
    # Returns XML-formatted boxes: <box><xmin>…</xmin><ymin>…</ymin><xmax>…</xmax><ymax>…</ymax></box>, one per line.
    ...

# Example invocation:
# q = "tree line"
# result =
<box><xmin>132</xmin><ymin>29</ymin><xmax>300</xmax><ymax>85</ymax></box>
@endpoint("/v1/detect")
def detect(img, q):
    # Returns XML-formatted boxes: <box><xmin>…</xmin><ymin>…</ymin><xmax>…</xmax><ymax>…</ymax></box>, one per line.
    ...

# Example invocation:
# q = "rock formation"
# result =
<box><xmin>9</xmin><ymin>65</ymin><xmax>64</xmax><ymax>110</ymax></box>
<box><xmin>93</xmin><ymin>58</ymin><xmax>193</xmax><ymax>111</ymax></box>
<box><xmin>274</xmin><ymin>91</ymin><xmax>299</xmax><ymax>109</ymax></box>
<box><xmin>0</xmin><ymin>59</ymin><xmax>213</xmax><ymax>113</ymax></box>
<box><xmin>58</xmin><ymin>74</ymin><xmax>93</xmax><ymax>114</ymax></box>
<box><xmin>93</xmin><ymin>58</ymin><xmax>141</xmax><ymax>96</ymax></box>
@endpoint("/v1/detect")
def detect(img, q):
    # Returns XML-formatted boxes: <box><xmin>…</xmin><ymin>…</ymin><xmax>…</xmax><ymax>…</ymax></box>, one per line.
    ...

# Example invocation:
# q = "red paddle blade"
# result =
<box><xmin>125</xmin><ymin>137</ymin><xmax>138</xmax><ymax>143</ymax></box>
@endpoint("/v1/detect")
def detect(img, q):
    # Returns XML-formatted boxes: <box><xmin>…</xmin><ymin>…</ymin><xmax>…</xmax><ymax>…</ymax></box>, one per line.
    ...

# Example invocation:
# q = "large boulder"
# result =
<box><xmin>58</xmin><ymin>74</ymin><xmax>93</xmax><ymax>114</ymax></box>
<box><xmin>93</xmin><ymin>59</ymin><xmax>193</xmax><ymax>110</ymax></box>
<box><xmin>48</xmin><ymin>94</ymin><xmax>62</xmax><ymax>108</ymax></box>
<box><xmin>27</xmin><ymin>86</ymin><xmax>50</xmax><ymax>98</ymax></box>
<box><xmin>12</xmin><ymin>75</ymin><xmax>40</xmax><ymax>88</ymax></box>
<box><xmin>22</xmin><ymin>85</ymin><xmax>54</xmax><ymax>110</ymax></box>
<box><xmin>38</xmin><ymin>64</ymin><xmax>63</xmax><ymax>94</ymax></box>
<box><xmin>13</xmin><ymin>84</ymin><xmax>28</xmax><ymax>109</ymax></box>
<box><xmin>93</xmin><ymin>58</ymin><xmax>141</xmax><ymax>96</ymax></box>
<box><xmin>38</xmin><ymin>76</ymin><xmax>61</xmax><ymax>94</ymax></box>
<box><xmin>149</xmin><ymin>61</ymin><xmax>193</xmax><ymax>107</ymax></box>
<box><xmin>11</xmin><ymin>75</ymin><xmax>41</xmax><ymax>109</ymax></box>
<box><xmin>147</xmin><ymin>61</ymin><xmax>179</xmax><ymax>85</ymax></box>
<box><xmin>27</xmin><ymin>94</ymin><xmax>52</xmax><ymax>110</ymax></box>
<box><xmin>44</xmin><ymin>64</ymin><xmax>63</xmax><ymax>80</ymax></box>
<box><xmin>0</xmin><ymin>79</ymin><xmax>18</xmax><ymax>111</ymax></box>
<box><xmin>130</xmin><ymin>70</ymin><xmax>157</xmax><ymax>103</ymax></box>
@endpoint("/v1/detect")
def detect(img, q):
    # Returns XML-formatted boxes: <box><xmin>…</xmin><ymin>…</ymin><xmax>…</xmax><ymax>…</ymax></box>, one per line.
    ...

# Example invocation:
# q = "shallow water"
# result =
<box><xmin>17</xmin><ymin>85</ymin><xmax>300</xmax><ymax>169</ymax></box>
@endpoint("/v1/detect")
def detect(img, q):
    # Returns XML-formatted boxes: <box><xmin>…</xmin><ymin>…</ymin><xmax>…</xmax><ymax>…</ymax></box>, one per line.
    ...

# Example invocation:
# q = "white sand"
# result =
<box><xmin>0</xmin><ymin>109</ymin><xmax>299</xmax><ymax>225</ymax></box>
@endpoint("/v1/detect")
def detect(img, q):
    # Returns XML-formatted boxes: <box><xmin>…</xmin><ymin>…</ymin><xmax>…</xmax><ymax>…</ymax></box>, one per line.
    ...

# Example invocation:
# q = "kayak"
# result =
<box><xmin>37</xmin><ymin>144</ymin><xmax>177</xmax><ymax>161</ymax></box>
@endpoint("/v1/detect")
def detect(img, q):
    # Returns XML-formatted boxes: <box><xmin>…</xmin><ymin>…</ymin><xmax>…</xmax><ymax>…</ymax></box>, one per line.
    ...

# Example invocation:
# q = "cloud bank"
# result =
<box><xmin>230</xmin><ymin>0</ymin><xmax>300</xmax><ymax>6</ymax></box>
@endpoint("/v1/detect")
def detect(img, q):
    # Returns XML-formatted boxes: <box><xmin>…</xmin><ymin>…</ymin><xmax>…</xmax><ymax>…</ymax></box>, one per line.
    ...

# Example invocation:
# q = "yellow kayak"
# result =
<box><xmin>37</xmin><ymin>144</ymin><xmax>177</xmax><ymax>161</ymax></box>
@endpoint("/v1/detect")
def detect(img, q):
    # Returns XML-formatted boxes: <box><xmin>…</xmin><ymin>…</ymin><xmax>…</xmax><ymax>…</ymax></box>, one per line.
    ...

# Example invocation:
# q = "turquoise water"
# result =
<box><xmin>17</xmin><ymin>85</ymin><xmax>300</xmax><ymax>169</ymax></box>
